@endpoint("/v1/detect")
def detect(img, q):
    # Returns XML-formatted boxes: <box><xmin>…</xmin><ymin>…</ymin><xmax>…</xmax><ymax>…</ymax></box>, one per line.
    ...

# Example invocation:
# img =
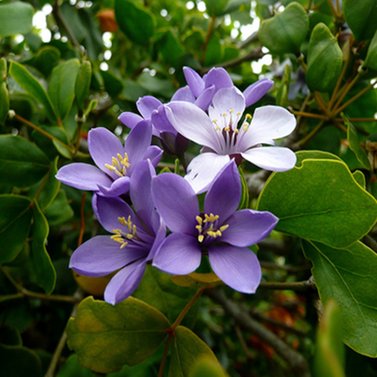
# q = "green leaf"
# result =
<box><xmin>204</xmin><ymin>34</ymin><xmax>223</xmax><ymax>66</ymax></box>
<box><xmin>45</xmin><ymin>190</ymin><xmax>74</xmax><ymax>226</ymax></box>
<box><xmin>239</xmin><ymin>167</ymin><xmax>250</xmax><ymax>209</ymax></box>
<box><xmin>0</xmin><ymin>135</ymin><xmax>50</xmax><ymax>187</ymax></box>
<box><xmin>114</xmin><ymin>0</ymin><xmax>155</xmax><ymax>45</ymax></box>
<box><xmin>169</xmin><ymin>326</ymin><xmax>221</xmax><ymax>377</ymax></box>
<box><xmin>345</xmin><ymin>117</ymin><xmax>370</xmax><ymax>170</ymax></box>
<box><xmin>0</xmin><ymin>81</ymin><xmax>9</xmax><ymax>125</ymax></box>
<box><xmin>32</xmin><ymin>46</ymin><xmax>61</xmax><ymax>77</ymax></box>
<box><xmin>257</xmin><ymin>158</ymin><xmax>377</xmax><ymax>248</ymax></box>
<box><xmin>189</xmin><ymin>356</ymin><xmax>228</xmax><ymax>377</ymax></box>
<box><xmin>0</xmin><ymin>195</ymin><xmax>32</xmax><ymax>263</ymax></box>
<box><xmin>36</xmin><ymin>158</ymin><xmax>61</xmax><ymax>210</ymax></box>
<box><xmin>9</xmin><ymin>61</ymin><xmax>57</xmax><ymax>122</ymax></box>
<box><xmin>343</xmin><ymin>0</ymin><xmax>377</xmax><ymax>41</ymax></box>
<box><xmin>313</xmin><ymin>300</ymin><xmax>345</xmax><ymax>377</ymax></box>
<box><xmin>303</xmin><ymin>241</ymin><xmax>377</xmax><ymax>357</ymax></box>
<box><xmin>67</xmin><ymin>296</ymin><xmax>169</xmax><ymax>373</ymax></box>
<box><xmin>352</xmin><ymin>170</ymin><xmax>366</xmax><ymax>188</ymax></box>
<box><xmin>204</xmin><ymin>0</ymin><xmax>229</xmax><ymax>16</ymax></box>
<box><xmin>258</xmin><ymin>2</ymin><xmax>309</xmax><ymax>54</ymax></box>
<box><xmin>29</xmin><ymin>203</ymin><xmax>56</xmax><ymax>294</ymax></box>
<box><xmin>306</xmin><ymin>23</ymin><xmax>343</xmax><ymax>93</ymax></box>
<box><xmin>0</xmin><ymin>343</ymin><xmax>42</xmax><ymax>377</ymax></box>
<box><xmin>0</xmin><ymin>2</ymin><xmax>34</xmax><ymax>36</ymax></box>
<box><xmin>364</xmin><ymin>29</ymin><xmax>377</xmax><ymax>71</ymax></box>
<box><xmin>159</xmin><ymin>30</ymin><xmax>185</xmax><ymax>68</ymax></box>
<box><xmin>48</xmin><ymin>59</ymin><xmax>80</xmax><ymax>121</ymax></box>
<box><xmin>75</xmin><ymin>61</ymin><xmax>92</xmax><ymax>110</ymax></box>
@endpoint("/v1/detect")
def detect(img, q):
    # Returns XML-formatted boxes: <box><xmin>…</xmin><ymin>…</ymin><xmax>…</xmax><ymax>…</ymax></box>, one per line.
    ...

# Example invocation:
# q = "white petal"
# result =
<box><xmin>184</xmin><ymin>153</ymin><xmax>230</xmax><ymax>194</ymax></box>
<box><xmin>240</xmin><ymin>106</ymin><xmax>296</xmax><ymax>149</ymax></box>
<box><xmin>208</xmin><ymin>87</ymin><xmax>245</xmax><ymax>130</ymax></box>
<box><xmin>242</xmin><ymin>147</ymin><xmax>296</xmax><ymax>172</ymax></box>
<box><xmin>166</xmin><ymin>102</ymin><xmax>222</xmax><ymax>152</ymax></box>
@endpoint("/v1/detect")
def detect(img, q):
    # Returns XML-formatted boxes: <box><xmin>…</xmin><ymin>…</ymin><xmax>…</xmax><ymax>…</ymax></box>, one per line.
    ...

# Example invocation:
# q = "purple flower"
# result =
<box><xmin>151</xmin><ymin>161</ymin><xmax>278</xmax><ymax>294</ymax></box>
<box><xmin>165</xmin><ymin>86</ymin><xmax>297</xmax><ymax>193</ymax></box>
<box><xmin>69</xmin><ymin>161</ymin><xmax>166</xmax><ymax>304</ymax></box>
<box><xmin>180</xmin><ymin>66</ymin><xmax>274</xmax><ymax>109</ymax></box>
<box><xmin>56</xmin><ymin>123</ymin><xmax>162</xmax><ymax>197</ymax></box>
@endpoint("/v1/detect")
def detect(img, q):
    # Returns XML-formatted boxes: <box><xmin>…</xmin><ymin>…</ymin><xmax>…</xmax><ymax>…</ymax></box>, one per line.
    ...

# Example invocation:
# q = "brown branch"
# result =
<box><xmin>207</xmin><ymin>289</ymin><xmax>311</xmax><ymax>377</ymax></box>
<box><xmin>259</xmin><ymin>278</ymin><xmax>316</xmax><ymax>292</ymax></box>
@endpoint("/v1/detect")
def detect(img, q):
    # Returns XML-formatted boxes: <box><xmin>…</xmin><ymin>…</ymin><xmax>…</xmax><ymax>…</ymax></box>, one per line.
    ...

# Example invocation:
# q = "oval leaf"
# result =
<box><xmin>169</xmin><ymin>326</ymin><xmax>221</xmax><ymax>377</ymax></box>
<box><xmin>67</xmin><ymin>296</ymin><xmax>170</xmax><ymax>373</ymax></box>
<box><xmin>306</xmin><ymin>23</ymin><xmax>343</xmax><ymax>93</ymax></box>
<box><xmin>114</xmin><ymin>0</ymin><xmax>155</xmax><ymax>45</ymax></box>
<box><xmin>364</xmin><ymin>29</ymin><xmax>377</xmax><ymax>71</ymax></box>
<box><xmin>0</xmin><ymin>195</ymin><xmax>32</xmax><ymax>263</ymax></box>
<box><xmin>303</xmin><ymin>240</ymin><xmax>377</xmax><ymax>357</ymax></box>
<box><xmin>258</xmin><ymin>2</ymin><xmax>309</xmax><ymax>54</ymax></box>
<box><xmin>257</xmin><ymin>158</ymin><xmax>377</xmax><ymax>247</ymax></box>
<box><xmin>0</xmin><ymin>135</ymin><xmax>50</xmax><ymax>187</ymax></box>
<box><xmin>0</xmin><ymin>2</ymin><xmax>34</xmax><ymax>36</ymax></box>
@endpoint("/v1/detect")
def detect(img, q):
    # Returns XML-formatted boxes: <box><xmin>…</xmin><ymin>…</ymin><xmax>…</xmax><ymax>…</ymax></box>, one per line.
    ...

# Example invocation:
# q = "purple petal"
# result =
<box><xmin>151</xmin><ymin>105</ymin><xmax>177</xmax><ymax>134</ymax></box>
<box><xmin>171</xmin><ymin>86</ymin><xmax>195</xmax><ymax>102</ymax></box>
<box><xmin>183</xmin><ymin>66</ymin><xmax>205</xmax><ymax>97</ymax></box>
<box><xmin>243</xmin><ymin>78</ymin><xmax>273</xmax><ymax>107</ymax></box>
<box><xmin>204</xmin><ymin>160</ymin><xmax>240</xmax><ymax>221</ymax></box>
<box><xmin>147</xmin><ymin>224</ymin><xmax>166</xmax><ymax>261</ymax></box>
<box><xmin>56</xmin><ymin>163</ymin><xmax>112</xmax><ymax>191</ymax></box>
<box><xmin>69</xmin><ymin>236</ymin><xmax>141</xmax><ymax>277</ymax></box>
<box><xmin>136</xmin><ymin>96</ymin><xmax>162</xmax><ymax>119</ymax></box>
<box><xmin>241</xmin><ymin>147</ymin><xmax>297</xmax><ymax>172</ymax></box>
<box><xmin>208</xmin><ymin>245</ymin><xmax>261</xmax><ymax>293</ymax></box>
<box><xmin>185</xmin><ymin>153</ymin><xmax>230</xmax><ymax>194</ymax></box>
<box><xmin>208</xmin><ymin>87</ymin><xmax>245</xmax><ymax>129</ymax></box>
<box><xmin>118</xmin><ymin>112</ymin><xmax>143</xmax><ymax>129</ymax></box>
<box><xmin>204</xmin><ymin>67</ymin><xmax>233</xmax><ymax>90</ymax></box>
<box><xmin>104</xmin><ymin>261</ymin><xmax>146</xmax><ymax>304</ymax></box>
<box><xmin>144</xmin><ymin>145</ymin><xmax>163</xmax><ymax>167</ymax></box>
<box><xmin>240</xmin><ymin>106</ymin><xmax>296</xmax><ymax>149</ymax></box>
<box><xmin>98</xmin><ymin>176</ymin><xmax>130</xmax><ymax>197</ymax></box>
<box><xmin>152</xmin><ymin>173</ymin><xmax>199</xmax><ymax>234</ymax></box>
<box><xmin>165</xmin><ymin>102</ymin><xmax>222</xmax><ymax>152</ymax></box>
<box><xmin>221</xmin><ymin>209</ymin><xmax>278</xmax><ymax>247</ymax></box>
<box><xmin>125</xmin><ymin>120</ymin><xmax>152</xmax><ymax>167</ymax></box>
<box><xmin>152</xmin><ymin>233</ymin><xmax>201</xmax><ymax>274</ymax></box>
<box><xmin>94</xmin><ymin>195</ymin><xmax>136</xmax><ymax>233</ymax></box>
<box><xmin>194</xmin><ymin>85</ymin><xmax>215</xmax><ymax>110</ymax></box>
<box><xmin>88</xmin><ymin>127</ymin><xmax>124</xmax><ymax>175</ymax></box>
<box><xmin>130</xmin><ymin>160</ymin><xmax>155</xmax><ymax>220</ymax></box>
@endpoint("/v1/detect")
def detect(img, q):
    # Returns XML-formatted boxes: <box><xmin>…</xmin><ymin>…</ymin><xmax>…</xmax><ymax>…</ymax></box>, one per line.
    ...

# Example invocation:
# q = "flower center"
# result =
<box><xmin>111</xmin><ymin>215</ymin><xmax>137</xmax><ymax>249</ymax></box>
<box><xmin>195</xmin><ymin>213</ymin><xmax>229</xmax><ymax>243</ymax></box>
<box><xmin>105</xmin><ymin>152</ymin><xmax>130</xmax><ymax>177</ymax></box>
<box><xmin>211</xmin><ymin>110</ymin><xmax>252</xmax><ymax>153</ymax></box>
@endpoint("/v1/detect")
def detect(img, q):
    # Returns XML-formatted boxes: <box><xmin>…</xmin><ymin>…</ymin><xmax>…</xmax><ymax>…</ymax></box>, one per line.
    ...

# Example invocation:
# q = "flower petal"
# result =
<box><xmin>151</xmin><ymin>105</ymin><xmax>176</xmax><ymax>134</ymax></box>
<box><xmin>241</xmin><ymin>147</ymin><xmax>297</xmax><ymax>172</ymax></box>
<box><xmin>183</xmin><ymin>66</ymin><xmax>204</xmax><ymax>97</ymax></box>
<box><xmin>208</xmin><ymin>245</ymin><xmax>261</xmax><ymax>293</ymax></box>
<box><xmin>88</xmin><ymin>127</ymin><xmax>123</xmax><ymax>174</ymax></box>
<box><xmin>194</xmin><ymin>85</ymin><xmax>215</xmax><ymax>110</ymax></box>
<box><xmin>104</xmin><ymin>261</ymin><xmax>146</xmax><ymax>304</ymax></box>
<box><xmin>185</xmin><ymin>153</ymin><xmax>230</xmax><ymax>194</ymax></box>
<box><xmin>69</xmin><ymin>235</ymin><xmax>142</xmax><ymax>277</ymax></box>
<box><xmin>204</xmin><ymin>160</ymin><xmax>240</xmax><ymax>221</ymax></box>
<box><xmin>152</xmin><ymin>173</ymin><xmax>199</xmax><ymax>234</ymax></box>
<box><xmin>144</xmin><ymin>145</ymin><xmax>163</xmax><ymax>167</ymax></box>
<box><xmin>136</xmin><ymin>96</ymin><xmax>162</xmax><ymax>119</ymax></box>
<box><xmin>208</xmin><ymin>87</ymin><xmax>245</xmax><ymax>128</ymax></box>
<box><xmin>171</xmin><ymin>86</ymin><xmax>195</xmax><ymax>102</ymax></box>
<box><xmin>56</xmin><ymin>163</ymin><xmax>112</xmax><ymax>191</ymax></box>
<box><xmin>152</xmin><ymin>233</ymin><xmax>201</xmax><ymax>275</ymax></box>
<box><xmin>94</xmin><ymin>195</ymin><xmax>136</xmax><ymax>233</ymax></box>
<box><xmin>125</xmin><ymin>120</ymin><xmax>152</xmax><ymax>167</ymax></box>
<box><xmin>204</xmin><ymin>67</ymin><xmax>233</xmax><ymax>90</ymax></box>
<box><xmin>240</xmin><ymin>106</ymin><xmax>296</xmax><ymax>148</ymax></box>
<box><xmin>221</xmin><ymin>209</ymin><xmax>278</xmax><ymax>247</ymax></box>
<box><xmin>98</xmin><ymin>176</ymin><xmax>130</xmax><ymax>197</ymax></box>
<box><xmin>118</xmin><ymin>112</ymin><xmax>143</xmax><ymax>129</ymax></box>
<box><xmin>243</xmin><ymin>78</ymin><xmax>273</xmax><ymax>107</ymax></box>
<box><xmin>165</xmin><ymin>102</ymin><xmax>222</xmax><ymax>152</ymax></box>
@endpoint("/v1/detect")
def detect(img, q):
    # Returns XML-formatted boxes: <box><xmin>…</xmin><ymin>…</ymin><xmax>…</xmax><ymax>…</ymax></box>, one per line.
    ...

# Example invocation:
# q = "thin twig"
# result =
<box><xmin>259</xmin><ymin>279</ymin><xmax>316</xmax><ymax>292</ymax></box>
<box><xmin>207</xmin><ymin>289</ymin><xmax>311</xmax><ymax>377</ymax></box>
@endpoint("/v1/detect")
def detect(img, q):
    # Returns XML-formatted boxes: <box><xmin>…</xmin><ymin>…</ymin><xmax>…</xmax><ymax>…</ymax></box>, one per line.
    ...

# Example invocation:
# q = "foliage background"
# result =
<box><xmin>0</xmin><ymin>0</ymin><xmax>377</xmax><ymax>376</ymax></box>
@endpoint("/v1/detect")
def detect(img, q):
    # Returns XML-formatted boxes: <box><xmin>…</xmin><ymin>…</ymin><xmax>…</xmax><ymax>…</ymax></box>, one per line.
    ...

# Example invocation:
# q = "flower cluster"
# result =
<box><xmin>56</xmin><ymin>67</ymin><xmax>296</xmax><ymax>305</ymax></box>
